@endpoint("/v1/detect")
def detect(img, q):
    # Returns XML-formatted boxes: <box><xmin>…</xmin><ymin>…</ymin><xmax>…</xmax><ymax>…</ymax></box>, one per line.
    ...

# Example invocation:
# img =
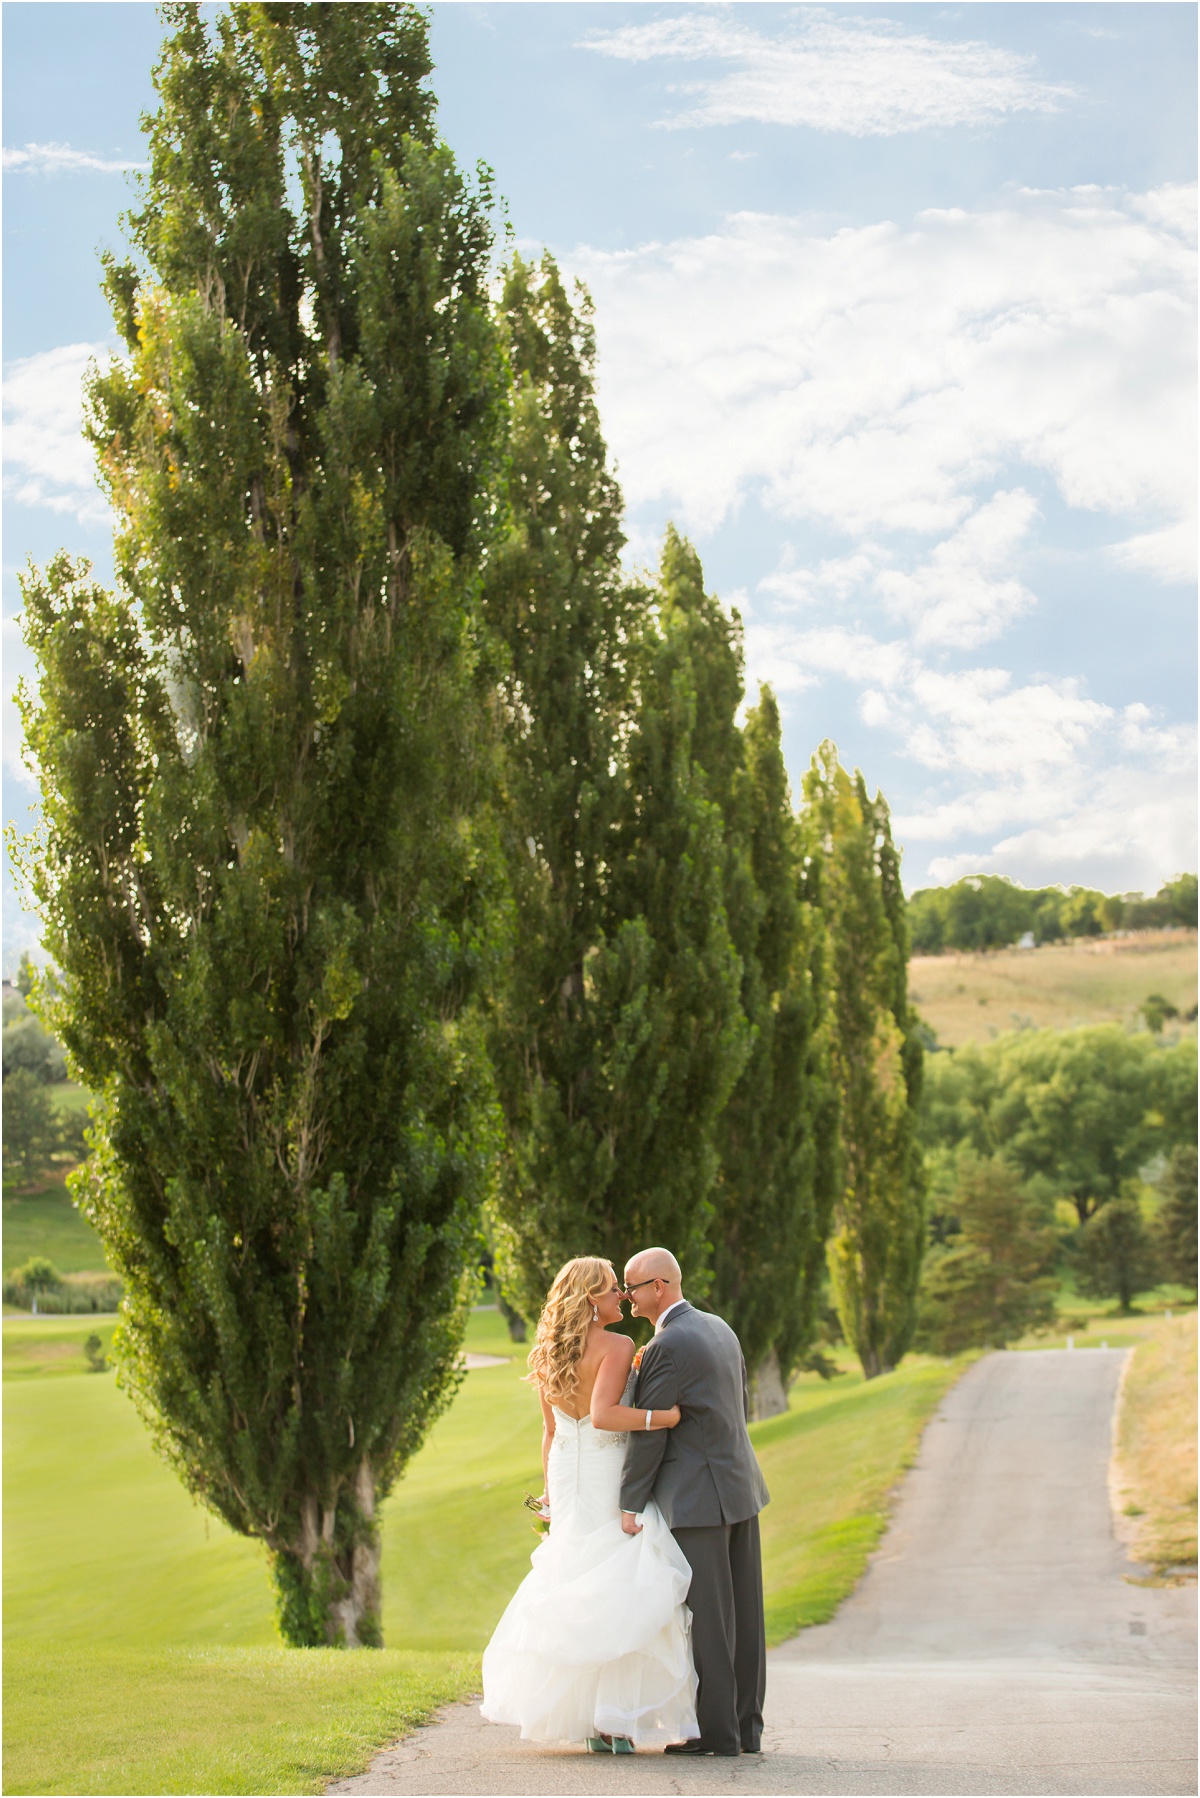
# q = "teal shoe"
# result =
<box><xmin>585</xmin><ymin>1737</ymin><xmax>612</xmax><ymax>1753</ymax></box>
<box><xmin>611</xmin><ymin>1736</ymin><xmax>635</xmax><ymax>1753</ymax></box>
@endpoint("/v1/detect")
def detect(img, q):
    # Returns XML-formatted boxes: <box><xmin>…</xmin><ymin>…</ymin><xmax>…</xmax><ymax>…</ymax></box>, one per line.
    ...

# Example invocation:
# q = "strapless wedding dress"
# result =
<box><xmin>480</xmin><ymin>1396</ymin><xmax>698</xmax><ymax>1746</ymax></box>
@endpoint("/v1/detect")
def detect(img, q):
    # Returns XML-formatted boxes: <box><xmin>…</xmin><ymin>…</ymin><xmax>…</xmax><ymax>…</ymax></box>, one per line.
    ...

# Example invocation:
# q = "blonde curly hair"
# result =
<box><xmin>526</xmin><ymin>1256</ymin><xmax>615</xmax><ymax>1406</ymax></box>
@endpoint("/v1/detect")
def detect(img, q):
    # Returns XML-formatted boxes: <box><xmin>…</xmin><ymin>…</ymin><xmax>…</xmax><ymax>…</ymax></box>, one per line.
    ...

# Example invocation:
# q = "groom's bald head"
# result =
<box><xmin>626</xmin><ymin>1247</ymin><xmax>681</xmax><ymax>1286</ymax></box>
<box><xmin>623</xmin><ymin>1247</ymin><xmax>682</xmax><ymax>1323</ymax></box>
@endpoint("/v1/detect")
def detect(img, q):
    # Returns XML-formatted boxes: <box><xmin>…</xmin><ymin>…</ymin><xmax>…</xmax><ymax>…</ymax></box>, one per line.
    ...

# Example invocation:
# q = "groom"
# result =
<box><xmin>619</xmin><ymin>1247</ymin><xmax>770</xmax><ymax>1758</ymax></box>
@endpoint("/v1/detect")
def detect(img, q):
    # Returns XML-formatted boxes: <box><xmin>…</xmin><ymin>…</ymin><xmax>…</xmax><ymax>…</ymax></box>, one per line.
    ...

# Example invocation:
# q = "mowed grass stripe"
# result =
<box><xmin>3</xmin><ymin>1645</ymin><xmax>478</xmax><ymax>1797</ymax></box>
<box><xmin>4</xmin><ymin>1309</ymin><xmax>966</xmax><ymax>1792</ymax></box>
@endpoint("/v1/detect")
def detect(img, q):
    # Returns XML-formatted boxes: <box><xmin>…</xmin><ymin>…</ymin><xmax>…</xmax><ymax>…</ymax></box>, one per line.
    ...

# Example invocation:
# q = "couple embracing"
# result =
<box><xmin>481</xmin><ymin>1248</ymin><xmax>769</xmax><ymax>1757</ymax></box>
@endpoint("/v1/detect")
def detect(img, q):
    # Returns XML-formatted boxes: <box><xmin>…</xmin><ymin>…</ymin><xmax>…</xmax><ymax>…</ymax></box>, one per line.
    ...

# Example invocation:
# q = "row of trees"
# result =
<box><xmin>914</xmin><ymin>1027</ymin><xmax>1197</xmax><ymax>1350</ymax></box>
<box><xmin>908</xmin><ymin>872</ymin><xmax>1198</xmax><ymax>955</ymax></box>
<box><xmin>14</xmin><ymin>5</ymin><xmax>923</xmax><ymax>1650</ymax></box>
<box><xmin>3</xmin><ymin>963</ymin><xmax>86</xmax><ymax>1180</ymax></box>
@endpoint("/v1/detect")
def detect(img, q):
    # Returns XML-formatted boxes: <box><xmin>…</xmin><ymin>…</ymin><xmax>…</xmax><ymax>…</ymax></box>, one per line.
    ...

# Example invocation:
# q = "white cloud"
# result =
<box><xmin>3</xmin><ymin>343</ymin><xmax>111</xmax><ymax>526</ymax></box>
<box><xmin>3</xmin><ymin>141</ymin><xmax>145</xmax><ymax>174</ymax></box>
<box><xmin>572</xmin><ymin>186</ymin><xmax>1196</xmax><ymax>568</ymax></box>
<box><xmin>923</xmin><ymin>733</ymin><xmax>1196</xmax><ymax>894</ymax></box>
<box><xmin>874</xmin><ymin>490</ymin><xmax>1038</xmax><ymax>648</ymax></box>
<box><xmin>745</xmin><ymin>611</ymin><xmax>1195</xmax><ymax>893</ymax></box>
<box><xmin>581</xmin><ymin>12</ymin><xmax>1072</xmax><ymax>136</ymax></box>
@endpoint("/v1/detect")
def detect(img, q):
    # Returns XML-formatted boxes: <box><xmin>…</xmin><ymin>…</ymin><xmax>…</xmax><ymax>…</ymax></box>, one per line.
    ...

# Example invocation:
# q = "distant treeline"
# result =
<box><xmin>908</xmin><ymin>873</ymin><xmax>1198</xmax><ymax>956</ymax></box>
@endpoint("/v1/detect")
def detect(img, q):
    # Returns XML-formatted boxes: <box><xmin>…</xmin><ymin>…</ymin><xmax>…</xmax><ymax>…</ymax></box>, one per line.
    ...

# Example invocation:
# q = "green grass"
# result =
<box><xmin>4</xmin><ymin>1305</ymin><xmax>964</xmax><ymax>1791</ymax></box>
<box><xmin>3</xmin><ymin>1645</ymin><xmax>478</xmax><ymax>1797</ymax></box>
<box><xmin>3</xmin><ymin>1168</ymin><xmax>109</xmax><ymax>1276</ymax></box>
<box><xmin>4</xmin><ymin>1313</ymin><xmax>120</xmax><ymax>1379</ymax></box>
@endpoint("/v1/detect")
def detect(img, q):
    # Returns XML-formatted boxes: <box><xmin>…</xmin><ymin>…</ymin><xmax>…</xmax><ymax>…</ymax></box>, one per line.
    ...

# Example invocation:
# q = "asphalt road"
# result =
<box><xmin>330</xmin><ymin>1349</ymin><xmax>1197</xmax><ymax>1797</ymax></box>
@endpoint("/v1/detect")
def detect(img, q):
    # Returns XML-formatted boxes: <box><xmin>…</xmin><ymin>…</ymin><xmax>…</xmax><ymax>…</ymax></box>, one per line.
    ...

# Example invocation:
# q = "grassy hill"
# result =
<box><xmin>909</xmin><ymin>929</ymin><xmax>1197</xmax><ymax>1049</ymax></box>
<box><xmin>4</xmin><ymin>1306</ymin><xmax>966</xmax><ymax>1793</ymax></box>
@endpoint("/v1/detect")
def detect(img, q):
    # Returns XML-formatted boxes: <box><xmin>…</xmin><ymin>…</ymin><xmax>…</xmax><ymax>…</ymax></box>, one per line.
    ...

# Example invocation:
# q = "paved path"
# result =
<box><xmin>331</xmin><ymin>1350</ymin><xmax>1196</xmax><ymax>1796</ymax></box>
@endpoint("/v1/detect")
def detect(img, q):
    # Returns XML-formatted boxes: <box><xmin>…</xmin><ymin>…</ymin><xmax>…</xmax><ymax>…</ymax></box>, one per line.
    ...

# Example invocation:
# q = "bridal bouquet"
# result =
<box><xmin>523</xmin><ymin>1492</ymin><xmax>551</xmax><ymax>1537</ymax></box>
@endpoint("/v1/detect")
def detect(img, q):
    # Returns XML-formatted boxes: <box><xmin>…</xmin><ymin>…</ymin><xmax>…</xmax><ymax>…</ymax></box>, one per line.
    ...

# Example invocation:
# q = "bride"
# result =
<box><xmin>480</xmin><ymin>1256</ymin><xmax>699</xmax><ymax>1753</ymax></box>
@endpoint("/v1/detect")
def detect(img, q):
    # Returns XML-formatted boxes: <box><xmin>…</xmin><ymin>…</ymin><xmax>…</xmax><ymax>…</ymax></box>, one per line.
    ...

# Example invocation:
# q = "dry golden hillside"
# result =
<box><xmin>909</xmin><ymin>929</ymin><xmax>1197</xmax><ymax>1049</ymax></box>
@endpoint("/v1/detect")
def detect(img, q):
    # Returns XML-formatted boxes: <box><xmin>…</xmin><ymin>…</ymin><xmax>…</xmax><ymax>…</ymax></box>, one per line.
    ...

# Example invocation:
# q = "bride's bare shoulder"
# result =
<box><xmin>602</xmin><ymin>1332</ymin><xmax>637</xmax><ymax>1365</ymax></box>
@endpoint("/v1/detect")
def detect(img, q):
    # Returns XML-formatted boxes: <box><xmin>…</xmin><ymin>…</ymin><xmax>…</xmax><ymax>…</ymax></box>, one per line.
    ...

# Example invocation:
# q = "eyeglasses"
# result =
<box><xmin>621</xmin><ymin>1277</ymin><xmax>659</xmax><ymax>1296</ymax></box>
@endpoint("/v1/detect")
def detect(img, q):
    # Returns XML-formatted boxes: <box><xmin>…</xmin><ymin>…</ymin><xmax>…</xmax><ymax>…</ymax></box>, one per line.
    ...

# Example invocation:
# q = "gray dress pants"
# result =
<box><xmin>672</xmin><ymin>1514</ymin><xmax>766</xmax><ymax>1754</ymax></box>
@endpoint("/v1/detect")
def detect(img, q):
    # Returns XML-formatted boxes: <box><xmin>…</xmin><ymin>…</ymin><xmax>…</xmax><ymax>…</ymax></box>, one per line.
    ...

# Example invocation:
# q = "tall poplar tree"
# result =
<box><xmin>804</xmin><ymin>744</ymin><xmax>924</xmax><ymax>1377</ymax></box>
<box><xmin>15</xmin><ymin>3</ymin><xmax>507</xmax><ymax>1646</ymax></box>
<box><xmin>654</xmin><ymin>534</ymin><xmax>836</xmax><ymax>1412</ymax></box>
<box><xmin>484</xmin><ymin>406</ymin><xmax>748</xmax><ymax>1309</ymax></box>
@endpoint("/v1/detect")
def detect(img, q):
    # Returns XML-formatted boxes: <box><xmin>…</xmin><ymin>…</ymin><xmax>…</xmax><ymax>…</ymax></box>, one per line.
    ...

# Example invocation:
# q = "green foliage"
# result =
<box><xmin>1</xmin><ymin>1269</ymin><xmax>123</xmax><ymax>1314</ymax></box>
<box><xmin>914</xmin><ymin>1156</ymin><xmax>1057</xmax><ymax>1353</ymax></box>
<box><xmin>704</xmin><ymin>670</ymin><xmax>837</xmax><ymax>1392</ymax></box>
<box><xmin>1159</xmin><ymin>872</ymin><xmax>1199</xmax><ymax>929</ymax></box>
<box><xmin>13</xmin><ymin>3</ymin><xmax>508</xmax><ymax>1648</ymax></box>
<box><xmin>920</xmin><ymin>1025</ymin><xmax>1196</xmax><ymax>1225</ymax></box>
<box><xmin>2</xmin><ymin>1069</ymin><xmax>61</xmax><ymax>1180</ymax></box>
<box><xmin>484</xmin><ymin>268</ymin><xmax>747</xmax><ymax>1315</ymax></box>
<box><xmin>907</xmin><ymin>872</ymin><xmax>1198</xmax><ymax>955</ymax></box>
<box><xmin>1156</xmin><ymin>1145</ymin><xmax>1197</xmax><ymax>1289</ymax></box>
<box><xmin>84</xmin><ymin>1331</ymin><xmax>109</xmax><ymax>1372</ymax></box>
<box><xmin>17</xmin><ymin>950</ymin><xmax>37</xmax><ymax>997</ymax></box>
<box><xmin>15</xmin><ymin>1254</ymin><xmax>63</xmax><ymax>1294</ymax></box>
<box><xmin>2</xmin><ymin>1008</ymin><xmax>68</xmax><ymax>1083</ymax></box>
<box><xmin>1141</xmin><ymin>992</ymin><xmax>1180</xmax><ymax>1034</ymax></box>
<box><xmin>1074</xmin><ymin>1194</ymin><xmax>1161</xmax><ymax>1314</ymax></box>
<box><xmin>804</xmin><ymin>745</ymin><xmax>923</xmax><ymax>1378</ymax></box>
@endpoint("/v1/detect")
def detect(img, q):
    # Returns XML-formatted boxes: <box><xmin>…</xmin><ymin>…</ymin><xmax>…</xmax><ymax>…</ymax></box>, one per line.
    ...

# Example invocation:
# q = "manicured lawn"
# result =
<box><xmin>4</xmin><ymin>1303</ymin><xmax>965</xmax><ymax>1791</ymax></box>
<box><xmin>3</xmin><ymin>1645</ymin><xmax>478</xmax><ymax>1797</ymax></box>
<box><xmin>3</xmin><ymin>1313</ymin><xmax>120</xmax><ymax>1379</ymax></box>
<box><xmin>3</xmin><ymin>1166</ymin><xmax>109</xmax><ymax>1276</ymax></box>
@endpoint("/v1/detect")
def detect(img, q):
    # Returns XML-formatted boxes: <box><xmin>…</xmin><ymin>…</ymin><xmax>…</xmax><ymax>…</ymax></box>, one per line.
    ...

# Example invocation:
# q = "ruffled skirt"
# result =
<box><xmin>480</xmin><ymin>1499</ymin><xmax>698</xmax><ymax>1745</ymax></box>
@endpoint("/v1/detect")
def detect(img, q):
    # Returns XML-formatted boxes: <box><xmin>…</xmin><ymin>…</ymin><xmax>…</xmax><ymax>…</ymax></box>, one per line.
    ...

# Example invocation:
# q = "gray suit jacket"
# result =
<box><xmin>619</xmin><ymin>1302</ymin><xmax>770</xmax><ymax>1529</ymax></box>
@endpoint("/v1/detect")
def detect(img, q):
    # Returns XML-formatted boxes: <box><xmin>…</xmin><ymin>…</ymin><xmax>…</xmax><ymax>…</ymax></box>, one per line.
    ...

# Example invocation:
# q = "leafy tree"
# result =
<box><xmin>14</xmin><ymin>3</ymin><xmax>508</xmax><ymax>1648</ymax></box>
<box><xmin>14</xmin><ymin>1256</ymin><xmax>64</xmax><ymax>1313</ymax></box>
<box><xmin>1074</xmin><ymin>1195</ymin><xmax>1160</xmax><ymax>1314</ymax></box>
<box><xmin>914</xmin><ymin>1155</ymin><xmax>1057</xmax><ymax>1354</ymax></box>
<box><xmin>481</xmin><ymin>281</ymin><xmax>746</xmax><ymax>1319</ymax></box>
<box><xmin>1156</xmin><ymin>1144</ymin><xmax>1197</xmax><ymax>1289</ymax></box>
<box><xmin>1141</xmin><ymin>993</ymin><xmax>1180</xmax><ymax>1035</ymax></box>
<box><xmin>1159</xmin><ymin>872</ymin><xmax>1198</xmax><ymax>928</ymax></box>
<box><xmin>2</xmin><ymin>1070</ymin><xmax>60</xmax><ymax>1182</ymax></box>
<box><xmin>706</xmin><ymin>678</ymin><xmax>837</xmax><ymax>1413</ymax></box>
<box><xmin>2</xmin><ymin>1013</ymin><xmax>67</xmax><ymax>1083</ymax></box>
<box><xmin>804</xmin><ymin>745</ymin><xmax>924</xmax><ymax>1378</ymax></box>
<box><xmin>922</xmin><ymin>1027</ymin><xmax>1194</xmax><ymax>1226</ymax></box>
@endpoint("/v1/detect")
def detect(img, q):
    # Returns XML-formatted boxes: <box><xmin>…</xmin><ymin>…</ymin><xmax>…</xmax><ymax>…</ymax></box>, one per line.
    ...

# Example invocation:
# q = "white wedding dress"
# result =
<box><xmin>480</xmin><ymin>1388</ymin><xmax>699</xmax><ymax>1746</ymax></box>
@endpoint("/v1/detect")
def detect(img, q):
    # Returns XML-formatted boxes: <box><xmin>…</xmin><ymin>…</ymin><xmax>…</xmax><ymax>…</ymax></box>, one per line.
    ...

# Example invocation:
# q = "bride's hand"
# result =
<box><xmin>661</xmin><ymin>1405</ymin><xmax>681</xmax><ymax>1428</ymax></box>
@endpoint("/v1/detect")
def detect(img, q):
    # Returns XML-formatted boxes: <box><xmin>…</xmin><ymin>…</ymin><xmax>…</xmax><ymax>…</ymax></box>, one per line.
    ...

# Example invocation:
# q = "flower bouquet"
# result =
<box><xmin>523</xmin><ymin>1491</ymin><xmax>551</xmax><ymax>1537</ymax></box>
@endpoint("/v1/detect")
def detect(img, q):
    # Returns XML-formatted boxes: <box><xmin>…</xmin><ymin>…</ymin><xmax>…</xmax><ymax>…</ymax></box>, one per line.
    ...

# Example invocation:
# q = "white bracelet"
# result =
<box><xmin>646</xmin><ymin>1410</ymin><xmax>653</xmax><ymax>1431</ymax></box>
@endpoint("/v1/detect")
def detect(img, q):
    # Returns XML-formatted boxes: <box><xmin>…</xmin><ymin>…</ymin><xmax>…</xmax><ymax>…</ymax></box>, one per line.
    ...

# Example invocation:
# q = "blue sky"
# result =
<box><xmin>3</xmin><ymin>2</ymin><xmax>1196</xmax><ymax>966</ymax></box>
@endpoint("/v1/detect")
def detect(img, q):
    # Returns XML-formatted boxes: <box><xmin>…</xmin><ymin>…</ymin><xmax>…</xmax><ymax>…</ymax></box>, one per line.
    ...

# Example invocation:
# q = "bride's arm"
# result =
<box><xmin>591</xmin><ymin>1341</ymin><xmax>681</xmax><ymax>1433</ymax></box>
<box><xmin>537</xmin><ymin>1386</ymin><xmax>555</xmax><ymax>1500</ymax></box>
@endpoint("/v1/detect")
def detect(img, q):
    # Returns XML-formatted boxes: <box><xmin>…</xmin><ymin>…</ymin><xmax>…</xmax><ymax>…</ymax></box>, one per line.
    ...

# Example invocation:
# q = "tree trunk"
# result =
<box><xmin>497</xmin><ymin>1290</ymin><xmax>527</xmax><ymax>1342</ymax></box>
<box><xmin>275</xmin><ymin>1459</ymin><xmax>382</xmax><ymax>1647</ymax></box>
<box><xmin>749</xmin><ymin>1347</ymin><xmax>788</xmax><ymax>1420</ymax></box>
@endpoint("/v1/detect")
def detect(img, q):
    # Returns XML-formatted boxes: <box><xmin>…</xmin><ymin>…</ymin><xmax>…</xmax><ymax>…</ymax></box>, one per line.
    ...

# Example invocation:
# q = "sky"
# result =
<box><xmin>3</xmin><ymin>1</ymin><xmax>1196</xmax><ymax>968</ymax></box>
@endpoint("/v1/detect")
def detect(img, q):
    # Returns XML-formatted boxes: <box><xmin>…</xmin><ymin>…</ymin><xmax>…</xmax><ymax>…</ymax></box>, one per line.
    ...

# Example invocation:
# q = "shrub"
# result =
<box><xmin>1157</xmin><ymin>1145</ymin><xmax>1197</xmax><ymax>1289</ymax></box>
<box><xmin>1074</xmin><ymin>1195</ymin><xmax>1160</xmax><ymax>1314</ymax></box>
<box><xmin>2</xmin><ymin>1071</ymin><xmax>60</xmax><ymax>1181</ymax></box>
<box><xmin>914</xmin><ymin>1155</ymin><xmax>1058</xmax><ymax>1353</ymax></box>
<box><xmin>2</xmin><ymin>1270</ymin><xmax>122</xmax><ymax>1314</ymax></box>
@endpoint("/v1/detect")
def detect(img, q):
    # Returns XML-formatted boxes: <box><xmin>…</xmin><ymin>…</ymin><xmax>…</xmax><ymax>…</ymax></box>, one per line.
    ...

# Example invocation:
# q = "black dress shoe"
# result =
<box><xmin>665</xmin><ymin>1741</ymin><xmax>740</xmax><ymax>1756</ymax></box>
